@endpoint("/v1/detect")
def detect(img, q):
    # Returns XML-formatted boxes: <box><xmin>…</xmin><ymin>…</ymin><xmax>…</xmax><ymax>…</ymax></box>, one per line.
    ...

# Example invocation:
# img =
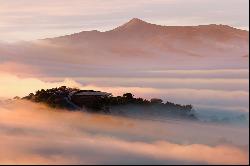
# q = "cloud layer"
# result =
<box><xmin>0</xmin><ymin>100</ymin><xmax>248</xmax><ymax>164</ymax></box>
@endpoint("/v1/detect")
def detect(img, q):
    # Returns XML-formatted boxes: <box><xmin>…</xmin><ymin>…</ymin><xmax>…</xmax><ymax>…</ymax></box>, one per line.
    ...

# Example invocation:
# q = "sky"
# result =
<box><xmin>0</xmin><ymin>0</ymin><xmax>249</xmax><ymax>42</ymax></box>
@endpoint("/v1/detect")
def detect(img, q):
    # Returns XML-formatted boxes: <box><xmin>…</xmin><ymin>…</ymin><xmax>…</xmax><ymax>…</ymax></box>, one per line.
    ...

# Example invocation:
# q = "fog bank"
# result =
<box><xmin>0</xmin><ymin>100</ymin><xmax>248</xmax><ymax>164</ymax></box>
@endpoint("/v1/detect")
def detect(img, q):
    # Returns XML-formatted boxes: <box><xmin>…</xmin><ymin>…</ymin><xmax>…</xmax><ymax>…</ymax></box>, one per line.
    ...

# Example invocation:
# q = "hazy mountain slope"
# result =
<box><xmin>45</xmin><ymin>18</ymin><xmax>248</xmax><ymax>59</ymax></box>
<box><xmin>0</xmin><ymin>18</ymin><xmax>249</xmax><ymax>76</ymax></box>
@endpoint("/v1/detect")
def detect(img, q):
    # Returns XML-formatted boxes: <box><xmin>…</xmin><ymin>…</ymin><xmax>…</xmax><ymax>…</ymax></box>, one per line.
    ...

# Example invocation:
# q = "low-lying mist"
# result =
<box><xmin>0</xmin><ymin>100</ymin><xmax>248</xmax><ymax>164</ymax></box>
<box><xmin>1</xmin><ymin>71</ymin><xmax>249</xmax><ymax>125</ymax></box>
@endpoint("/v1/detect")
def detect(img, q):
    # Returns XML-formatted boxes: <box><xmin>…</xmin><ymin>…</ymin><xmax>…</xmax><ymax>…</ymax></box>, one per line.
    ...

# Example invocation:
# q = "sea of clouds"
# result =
<box><xmin>0</xmin><ymin>100</ymin><xmax>248</xmax><ymax>164</ymax></box>
<box><xmin>0</xmin><ymin>67</ymin><xmax>249</xmax><ymax>164</ymax></box>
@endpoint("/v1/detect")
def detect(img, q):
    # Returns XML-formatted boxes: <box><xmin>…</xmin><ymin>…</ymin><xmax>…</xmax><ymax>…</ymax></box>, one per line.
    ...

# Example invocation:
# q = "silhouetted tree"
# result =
<box><xmin>150</xmin><ymin>98</ymin><xmax>163</xmax><ymax>104</ymax></box>
<box><xmin>123</xmin><ymin>93</ymin><xmax>134</xmax><ymax>100</ymax></box>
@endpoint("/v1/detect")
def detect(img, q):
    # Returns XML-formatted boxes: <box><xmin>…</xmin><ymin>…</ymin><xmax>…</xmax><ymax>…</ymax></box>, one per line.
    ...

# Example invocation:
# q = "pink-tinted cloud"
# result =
<box><xmin>0</xmin><ymin>100</ymin><xmax>248</xmax><ymax>164</ymax></box>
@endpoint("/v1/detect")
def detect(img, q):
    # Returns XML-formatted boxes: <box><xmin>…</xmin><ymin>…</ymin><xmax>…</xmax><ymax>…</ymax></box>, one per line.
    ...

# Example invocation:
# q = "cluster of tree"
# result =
<box><xmin>23</xmin><ymin>86</ymin><xmax>80</xmax><ymax>109</ymax></box>
<box><xmin>22</xmin><ymin>86</ymin><xmax>196</xmax><ymax>119</ymax></box>
<box><xmin>108</xmin><ymin>93</ymin><xmax>193</xmax><ymax>110</ymax></box>
<box><xmin>107</xmin><ymin>93</ymin><xmax>195</xmax><ymax>119</ymax></box>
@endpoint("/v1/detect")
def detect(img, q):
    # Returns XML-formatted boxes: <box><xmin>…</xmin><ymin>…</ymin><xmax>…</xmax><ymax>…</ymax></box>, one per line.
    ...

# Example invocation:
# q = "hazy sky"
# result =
<box><xmin>0</xmin><ymin>0</ymin><xmax>249</xmax><ymax>41</ymax></box>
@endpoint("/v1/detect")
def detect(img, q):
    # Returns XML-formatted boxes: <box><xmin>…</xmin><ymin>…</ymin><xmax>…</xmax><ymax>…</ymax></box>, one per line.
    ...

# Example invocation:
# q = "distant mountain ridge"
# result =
<box><xmin>0</xmin><ymin>18</ymin><xmax>248</xmax><ymax>76</ymax></box>
<box><xmin>46</xmin><ymin>18</ymin><xmax>248</xmax><ymax>42</ymax></box>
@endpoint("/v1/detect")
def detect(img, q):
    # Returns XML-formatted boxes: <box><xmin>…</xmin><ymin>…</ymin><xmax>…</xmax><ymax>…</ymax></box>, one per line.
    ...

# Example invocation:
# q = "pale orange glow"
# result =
<box><xmin>0</xmin><ymin>72</ymin><xmax>81</xmax><ymax>98</ymax></box>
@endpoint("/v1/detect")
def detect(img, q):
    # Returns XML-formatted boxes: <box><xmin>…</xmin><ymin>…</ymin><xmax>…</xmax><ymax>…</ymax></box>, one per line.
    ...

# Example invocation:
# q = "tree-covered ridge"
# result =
<box><xmin>22</xmin><ymin>86</ymin><xmax>197</xmax><ymax>120</ymax></box>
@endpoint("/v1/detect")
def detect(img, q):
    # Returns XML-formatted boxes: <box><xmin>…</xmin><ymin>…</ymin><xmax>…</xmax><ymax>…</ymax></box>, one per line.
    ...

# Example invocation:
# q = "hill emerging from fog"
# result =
<box><xmin>21</xmin><ymin>86</ymin><xmax>197</xmax><ymax>120</ymax></box>
<box><xmin>0</xmin><ymin>18</ymin><xmax>249</xmax><ymax>76</ymax></box>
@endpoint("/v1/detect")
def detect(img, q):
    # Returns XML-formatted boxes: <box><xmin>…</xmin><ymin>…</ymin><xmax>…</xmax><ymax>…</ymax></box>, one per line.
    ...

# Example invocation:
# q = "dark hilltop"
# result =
<box><xmin>22</xmin><ymin>86</ymin><xmax>197</xmax><ymax>120</ymax></box>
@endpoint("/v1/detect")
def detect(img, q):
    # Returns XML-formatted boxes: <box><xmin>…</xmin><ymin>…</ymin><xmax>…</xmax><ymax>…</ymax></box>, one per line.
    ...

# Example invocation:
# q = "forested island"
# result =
<box><xmin>22</xmin><ymin>86</ymin><xmax>197</xmax><ymax>120</ymax></box>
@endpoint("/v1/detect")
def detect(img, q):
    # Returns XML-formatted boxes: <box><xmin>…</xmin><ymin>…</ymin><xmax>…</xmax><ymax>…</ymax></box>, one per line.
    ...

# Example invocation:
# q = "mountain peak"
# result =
<box><xmin>128</xmin><ymin>18</ymin><xmax>146</xmax><ymax>23</ymax></box>
<box><xmin>125</xmin><ymin>18</ymin><xmax>149</xmax><ymax>26</ymax></box>
<box><xmin>112</xmin><ymin>18</ymin><xmax>152</xmax><ymax>32</ymax></box>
